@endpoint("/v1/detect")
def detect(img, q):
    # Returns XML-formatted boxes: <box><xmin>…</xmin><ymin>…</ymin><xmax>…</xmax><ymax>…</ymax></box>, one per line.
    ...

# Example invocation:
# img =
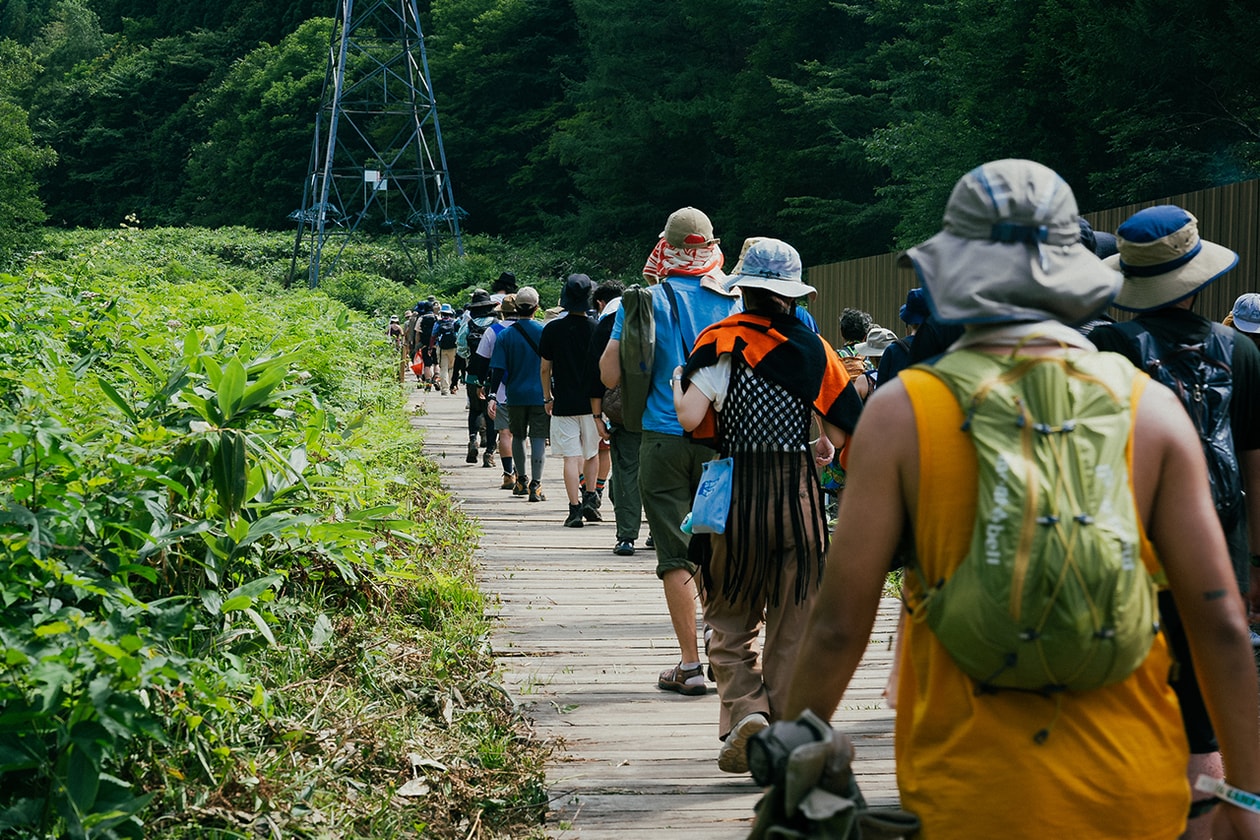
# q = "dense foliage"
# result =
<box><xmin>0</xmin><ymin>225</ymin><xmax>549</xmax><ymax>838</ymax></box>
<box><xmin>2</xmin><ymin>0</ymin><xmax>1258</xmax><ymax>271</ymax></box>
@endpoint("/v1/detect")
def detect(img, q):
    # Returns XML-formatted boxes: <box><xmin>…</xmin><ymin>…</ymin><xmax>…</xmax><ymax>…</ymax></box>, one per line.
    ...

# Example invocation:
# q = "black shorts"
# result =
<box><xmin>507</xmin><ymin>403</ymin><xmax>550</xmax><ymax>440</ymax></box>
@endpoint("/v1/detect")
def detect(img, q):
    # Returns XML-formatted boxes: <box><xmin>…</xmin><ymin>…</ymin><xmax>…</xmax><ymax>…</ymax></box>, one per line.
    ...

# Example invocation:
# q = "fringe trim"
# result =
<box><xmin>720</xmin><ymin>446</ymin><xmax>828</xmax><ymax>607</ymax></box>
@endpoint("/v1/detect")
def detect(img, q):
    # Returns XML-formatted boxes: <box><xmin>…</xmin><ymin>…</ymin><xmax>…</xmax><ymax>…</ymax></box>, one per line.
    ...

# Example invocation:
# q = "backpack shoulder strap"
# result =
<box><xmin>511</xmin><ymin>319</ymin><xmax>541</xmax><ymax>356</ymax></box>
<box><xmin>660</xmin><ymin>280</ymin><xmax>693</xmax><ymax>356</ymax></box>
<box><xmin>1109</xmin><ymin>318</ymin><xmax>1144</xmax><ymax>340</ymax></box>
<box><xmin>900</xmin><ymin>367</ymin><xmax>976</xmax><ymax>591</ymax></box>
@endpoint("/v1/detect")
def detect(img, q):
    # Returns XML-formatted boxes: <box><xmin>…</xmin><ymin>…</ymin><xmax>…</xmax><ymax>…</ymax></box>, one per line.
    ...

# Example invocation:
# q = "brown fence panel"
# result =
<box><xmin>805</xmin><ymin>252</ymin><xmax>906</xmax><ymax>350</ymax></box>
<box><xmin>806</xmin><ymin>179</ymin><xmax>1260</xmax><ymax>348</ymax></box>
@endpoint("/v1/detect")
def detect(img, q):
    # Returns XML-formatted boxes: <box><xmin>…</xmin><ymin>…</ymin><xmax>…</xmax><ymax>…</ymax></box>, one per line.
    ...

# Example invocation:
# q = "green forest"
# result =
<box><xmin>2</xmin><ymin>0</ymin><xmax>1259</xmax><ymax>272</ymax></box>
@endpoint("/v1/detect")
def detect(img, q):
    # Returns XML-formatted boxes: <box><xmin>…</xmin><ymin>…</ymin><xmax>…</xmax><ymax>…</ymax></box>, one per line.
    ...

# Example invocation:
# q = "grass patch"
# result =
<box><xmin>146</xmin><ymin>588</ymin><xmax>553</xmax><ymax>838</ymax></box>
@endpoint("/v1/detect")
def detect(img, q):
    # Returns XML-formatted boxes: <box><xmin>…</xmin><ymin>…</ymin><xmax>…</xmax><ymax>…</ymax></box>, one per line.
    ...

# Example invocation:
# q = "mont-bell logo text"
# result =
<box><xmin>985</xmin><ymin>454</ymin><xmax>1013</xmax><ymax>565</ymax></box>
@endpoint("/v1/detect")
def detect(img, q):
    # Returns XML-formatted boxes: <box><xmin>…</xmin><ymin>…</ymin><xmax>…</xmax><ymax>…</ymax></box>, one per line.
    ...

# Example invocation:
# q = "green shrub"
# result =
<box><xmin>0</xmin><ymin>226</ymin><xmax>549</xmax><ymax>838</ymax></box>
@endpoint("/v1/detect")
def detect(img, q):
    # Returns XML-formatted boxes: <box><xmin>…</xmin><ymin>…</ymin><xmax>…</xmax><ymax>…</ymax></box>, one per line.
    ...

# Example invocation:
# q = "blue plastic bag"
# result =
<box><xmin>690</xmin><ymin>457</ymin><xmax>733</xmax><ymax>534</ymax></box>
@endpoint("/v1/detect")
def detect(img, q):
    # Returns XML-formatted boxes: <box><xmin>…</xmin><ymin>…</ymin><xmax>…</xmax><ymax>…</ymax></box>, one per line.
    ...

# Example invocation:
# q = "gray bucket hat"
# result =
<box><xmin>900</xmin><ymin>159</ymin><xmax>1121</xmax><ymax>326</ymax></box>
<box><xmin>853</xmin><ymin>326</ymin><xmax>898</xmax><ymax>357</ymax></box>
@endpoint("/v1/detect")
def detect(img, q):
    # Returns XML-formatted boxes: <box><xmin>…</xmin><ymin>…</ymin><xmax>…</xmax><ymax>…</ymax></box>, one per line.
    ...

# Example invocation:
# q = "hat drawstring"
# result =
<box><xmin>990</xmin><ymin>223</ymin><xmax>1051</xmax><ymax>272</ymax></box>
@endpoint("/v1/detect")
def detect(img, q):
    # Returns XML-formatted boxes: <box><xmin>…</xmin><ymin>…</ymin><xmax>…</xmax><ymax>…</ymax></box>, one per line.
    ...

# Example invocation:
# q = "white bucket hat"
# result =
<box><xmin>1105</xmin><ymin>205</ymin><xmax>1239</xmax><ymax>312</ymax></box>
<box><xmin>900</xmin><ymin>159</ymin><xmax>1121</xmax><ymax>326</ymax></box>
<box><xmin>727</xmin><ymin>238</ymin><xmax>815</xmax><ymax>300</ymax></box>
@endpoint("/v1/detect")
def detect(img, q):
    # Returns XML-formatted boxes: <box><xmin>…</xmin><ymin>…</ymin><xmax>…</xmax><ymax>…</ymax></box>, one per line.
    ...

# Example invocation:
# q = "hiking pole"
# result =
<box><xmin>1195</xmin><ymin>775</ymin><xmax>1260</xmax><ymax>814</ymax></box>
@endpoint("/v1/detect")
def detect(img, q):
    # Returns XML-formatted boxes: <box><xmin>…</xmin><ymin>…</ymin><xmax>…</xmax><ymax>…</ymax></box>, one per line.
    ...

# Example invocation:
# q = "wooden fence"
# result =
<box><xmin>806</xmin><ymin>179</ymin><xmax>1260</xmax><ymax>350</ymax></box>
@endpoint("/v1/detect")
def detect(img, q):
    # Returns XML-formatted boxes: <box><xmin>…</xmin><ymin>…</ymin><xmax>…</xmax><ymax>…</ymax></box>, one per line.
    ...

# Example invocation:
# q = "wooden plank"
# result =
<box><xmin>410</xmin><ymin>388</ymin><xmax>901</xmax><ymax>838</ymax></box>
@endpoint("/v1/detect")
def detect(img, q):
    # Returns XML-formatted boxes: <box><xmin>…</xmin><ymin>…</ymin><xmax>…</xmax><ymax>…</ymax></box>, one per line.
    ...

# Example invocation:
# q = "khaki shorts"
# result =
<box><xmin>551</xmin><ymin>414</ymin><xmax>600</xmax><ymax>460</ymax></box>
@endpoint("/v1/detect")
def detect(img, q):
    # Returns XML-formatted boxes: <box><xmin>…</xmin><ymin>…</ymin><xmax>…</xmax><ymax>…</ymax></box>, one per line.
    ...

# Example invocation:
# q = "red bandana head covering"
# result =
<box><xmin>643</xmin><ymin>237</ymin><xmax>724</xmax><ymax>282</ymax></box>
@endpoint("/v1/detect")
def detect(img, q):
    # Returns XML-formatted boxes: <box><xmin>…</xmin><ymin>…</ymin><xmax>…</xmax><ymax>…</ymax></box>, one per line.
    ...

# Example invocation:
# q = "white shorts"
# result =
<box><xmin>551</xmin><ymin>414</ymin><xmax>600</xmax><ymax>460</ymax></box>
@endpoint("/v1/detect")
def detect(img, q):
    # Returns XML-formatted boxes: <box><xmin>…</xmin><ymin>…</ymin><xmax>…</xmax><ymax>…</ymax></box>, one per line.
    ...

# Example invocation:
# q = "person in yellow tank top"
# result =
<box><xmin>784</xmin><ymin>159</ymin><xmax>1260</xmax><ymax>840</ymax></box>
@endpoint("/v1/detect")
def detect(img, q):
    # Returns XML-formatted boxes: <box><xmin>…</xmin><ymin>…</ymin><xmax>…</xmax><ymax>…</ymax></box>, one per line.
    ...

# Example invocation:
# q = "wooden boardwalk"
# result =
<box><xmin>411</xmin><ymin>387</ymin><xmax>900</xmax><ymax>839</ymax></box>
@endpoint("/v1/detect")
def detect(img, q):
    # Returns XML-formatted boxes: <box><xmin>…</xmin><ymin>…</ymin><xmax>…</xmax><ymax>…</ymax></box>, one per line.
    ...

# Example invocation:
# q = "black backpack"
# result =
<box><xmin>418</xmin><ymin>313</ymin><xmax>438</xmax><ymax>346</ymax></box>
<box><xmin>1113</xmin><ymin>320</ymin><xmax>1241</xmax><ymax>518</ymax></box>
<box><xmin>434</xmin><ymin>318</ymin><xmax>458</xmax><ymax>350</ymax></box>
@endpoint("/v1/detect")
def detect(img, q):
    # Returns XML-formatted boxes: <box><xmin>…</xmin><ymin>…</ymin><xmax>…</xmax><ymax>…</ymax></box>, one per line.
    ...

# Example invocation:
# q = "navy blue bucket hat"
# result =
<box><xmin>560</xmin><ymin>273</ymin><xmax>593</xmax><ymax>311</ymax></box>
<box><xmin>899</xmin><ymin>288</ymin><xmax>929</xmax><ymax>326</ymax></box>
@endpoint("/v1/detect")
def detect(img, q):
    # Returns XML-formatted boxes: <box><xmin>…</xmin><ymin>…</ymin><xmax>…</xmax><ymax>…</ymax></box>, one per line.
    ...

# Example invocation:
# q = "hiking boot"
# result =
<box><xmin>501</xmin><ymin>472</ymin><xmax>516</xmax><ymax>490</ymax></box>
<box><xmin>512</xmin><ymin>477</ymin><xmax>528</xmax><ymax>496</ymax></box>
<box><xmin>718</xmin><ymin>713</ymin><xmax>769</xmax><ymax>774</ymax></box>
<box><xmin>528</xmin><ymin>481</ymin><xmax>546</xmax><ymax>503</ymax></box>
<box><xmin>482</xmin><ymin>450</ymin><xmax>496</xmax><ymax>468</ymax></box>
<box><xmin>563</xmin><ymin>504</ymin><xmax>585</xmax><ymax>528</ymax></box>
<box><xmin>657</xmin><ymin>662</ymin><xmax>706</xmax><ymax>697</ymax></box>
<box><xmin>466</xmin><ymin>440</ymin><xmax>478</xmax><ymax>464</ymax></box>
<box><xmin>581</xmin><ymin>491</ymin><xmax>603</xmax><ymax>522</ymax></box>
<box><xmin>613</xmin><ymin>540</ymin><xmax>635</xmax><ymax>556</ymax></box>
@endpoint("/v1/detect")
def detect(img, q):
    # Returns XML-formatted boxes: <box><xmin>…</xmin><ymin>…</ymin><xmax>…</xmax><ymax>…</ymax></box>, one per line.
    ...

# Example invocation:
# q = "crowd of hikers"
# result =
<box><xmin>389</xmin><ymin>159</ymin><xmax>1260</xmax><ymax>840</ymax></box>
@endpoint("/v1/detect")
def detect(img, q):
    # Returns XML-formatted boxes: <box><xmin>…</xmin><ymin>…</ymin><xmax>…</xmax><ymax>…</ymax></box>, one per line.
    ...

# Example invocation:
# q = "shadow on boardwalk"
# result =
<box><xmin>410</xmin><ymin>386</ymin><xmax>899</xmax><ymax>839</ymax></box>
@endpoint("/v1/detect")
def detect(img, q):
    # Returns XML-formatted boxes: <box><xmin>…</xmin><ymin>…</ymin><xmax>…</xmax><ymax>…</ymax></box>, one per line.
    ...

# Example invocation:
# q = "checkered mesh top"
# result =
<box><xmin>722</xmin><ymin>362</ymin><xmax>812</xmax><ymax>452</ymax></box>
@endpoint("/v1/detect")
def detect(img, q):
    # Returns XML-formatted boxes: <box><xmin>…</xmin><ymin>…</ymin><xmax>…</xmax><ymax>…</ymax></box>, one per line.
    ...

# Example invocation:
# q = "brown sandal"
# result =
<box><xmin>658</xmin><ymin>663</ymin><xmax>706</xmax><ymax>696</ymax></box>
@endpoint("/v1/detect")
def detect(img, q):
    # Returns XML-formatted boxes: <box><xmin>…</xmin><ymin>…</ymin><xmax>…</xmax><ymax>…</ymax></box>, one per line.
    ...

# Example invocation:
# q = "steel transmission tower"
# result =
<box><xmin>289</xmin><ymin>0</ymin><xmax>464</xmax><ymax>288</ymax></box>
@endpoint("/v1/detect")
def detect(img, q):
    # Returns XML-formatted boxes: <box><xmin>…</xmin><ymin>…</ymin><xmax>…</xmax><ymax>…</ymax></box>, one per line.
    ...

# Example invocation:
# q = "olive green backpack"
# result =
<box><xmin>617</xmin><ymin>285</ymin><xmax>654</xmax><ymax>433</ymax></box>
<box><xmin>908</xmin><ymin>349</ymin><xmax>1160</xmax><ymax>697</ymax></box>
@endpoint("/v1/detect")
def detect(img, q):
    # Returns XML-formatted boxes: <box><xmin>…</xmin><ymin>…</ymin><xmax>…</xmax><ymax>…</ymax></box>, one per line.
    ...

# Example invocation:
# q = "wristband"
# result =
<box><xmin>1194</xmin><ymin>775</ymin><xmax>1260</xmax><ymax>814</ymax></box>
<box><xmin>544</xmin><ymin>397</ymin><xmax>554</xmax><ymax>404</ymax></box>
<box><xmin>487</xmin><ymin>395</ymin><xmax>497</xmax><ymax>401</ymax></box>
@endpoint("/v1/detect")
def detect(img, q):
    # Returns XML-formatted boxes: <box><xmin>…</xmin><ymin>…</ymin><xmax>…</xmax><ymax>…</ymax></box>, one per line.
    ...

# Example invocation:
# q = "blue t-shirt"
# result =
<box><xmin>490</xmin><ymin>319</ymin><xmax>546</xmax><ymax>405</ymax></box>
<box><xmin>611</xmin><ymin>276</ymin><xmax>738</xmax><ymax>435</ymax></box>
<box><xmin>795</xmin><ymin>305</ymin><xmax>819</xmax><ymax>333</ymax></box>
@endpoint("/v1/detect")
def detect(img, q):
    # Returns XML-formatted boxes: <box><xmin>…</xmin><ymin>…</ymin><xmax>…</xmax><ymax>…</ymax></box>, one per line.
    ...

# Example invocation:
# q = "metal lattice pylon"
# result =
<box><xmin>289</xmin><ymin>0</ymin><xmax>464</xmax><ymax>288</ymax></box>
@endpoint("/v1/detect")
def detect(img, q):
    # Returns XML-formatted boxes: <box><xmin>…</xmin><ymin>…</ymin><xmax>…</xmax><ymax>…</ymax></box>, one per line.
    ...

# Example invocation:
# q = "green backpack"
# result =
<box><xmin>617</xmin><ymin>286</ymin><xmax>655</xmax><ymax>433</ymax></box>
<box><xmin>909</xmin><ymin>349</ymin><xmax>1159</xmax><ymax>696</ymax></box>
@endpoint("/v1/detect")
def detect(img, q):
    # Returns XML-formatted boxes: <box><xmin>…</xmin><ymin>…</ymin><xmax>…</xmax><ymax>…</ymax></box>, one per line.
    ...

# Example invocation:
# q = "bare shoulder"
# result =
<box><xmin>1131</xmin><ymin>378</ymin><xmax>1201</xmax><ymax>460</ymax></box>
